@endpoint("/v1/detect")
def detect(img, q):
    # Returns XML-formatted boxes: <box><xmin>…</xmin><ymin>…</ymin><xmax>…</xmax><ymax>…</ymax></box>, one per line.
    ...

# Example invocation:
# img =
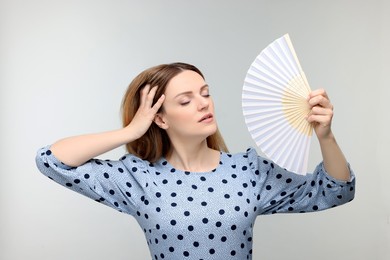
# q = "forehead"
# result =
<box><xmin>165</xmin><ymin>70</ymin><xmax>206</xmax><ymax>95</ymax></box>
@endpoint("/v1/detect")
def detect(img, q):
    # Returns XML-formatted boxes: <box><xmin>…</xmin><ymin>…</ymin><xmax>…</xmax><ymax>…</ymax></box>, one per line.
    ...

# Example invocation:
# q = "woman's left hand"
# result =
<box><xmin>306</xmin><ymin>89</ymin><xmax>334</xmax><ymax>140</ymax></box>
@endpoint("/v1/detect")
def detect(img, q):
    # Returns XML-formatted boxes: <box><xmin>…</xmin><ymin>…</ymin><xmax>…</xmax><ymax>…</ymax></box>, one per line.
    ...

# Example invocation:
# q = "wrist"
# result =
<box><xmin>318</xmin><ymin>131</ymin><xmax>335</xmax><ymax>144</ymax></box>
<box><xmin>122</xmin><ymin>124</ymin><xmax>142</xmax><ymax>143</ymax></box>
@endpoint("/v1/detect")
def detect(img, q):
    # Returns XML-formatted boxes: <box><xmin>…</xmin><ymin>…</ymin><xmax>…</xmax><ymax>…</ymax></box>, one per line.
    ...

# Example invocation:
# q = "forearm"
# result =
<box><xmin>318</xmin><ymin>132</ymin><xmax>350</xmax><ymax>181</ymax></box>
<box><xmin>50</xmin><ymin>126</ymin><xmax>137</xmax><ymax>167</ymax></box>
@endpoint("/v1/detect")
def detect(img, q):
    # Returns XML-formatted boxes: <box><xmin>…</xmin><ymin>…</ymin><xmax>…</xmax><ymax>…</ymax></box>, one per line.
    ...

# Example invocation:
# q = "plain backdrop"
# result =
<box><xmin>1</xmin><ymin>0</ymin><xmax>389</xmax><ymax>259</ymax></box>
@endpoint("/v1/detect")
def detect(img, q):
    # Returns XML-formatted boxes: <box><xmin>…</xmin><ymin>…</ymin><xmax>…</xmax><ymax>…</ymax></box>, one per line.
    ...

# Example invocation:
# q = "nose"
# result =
<box><xmin>197</xmin><ymin>95</ymin><xmax>209</xmax><ymax>111</ymax></box>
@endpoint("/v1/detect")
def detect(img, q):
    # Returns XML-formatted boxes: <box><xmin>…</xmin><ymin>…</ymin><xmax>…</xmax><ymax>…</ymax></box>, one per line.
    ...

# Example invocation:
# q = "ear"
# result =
<box><xmin>154</xmin><ymin>113</ymin><xmax>169</xmax><ymax>129</ymax></box>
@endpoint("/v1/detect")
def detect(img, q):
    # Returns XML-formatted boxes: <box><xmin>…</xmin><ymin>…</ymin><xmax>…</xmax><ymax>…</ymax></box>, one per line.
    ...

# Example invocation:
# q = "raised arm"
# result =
<box><xmin>51</xmin><ymin>85</ymin><xmax>165</xmax><ymax>167</ymax></box>
<box><xmin>306</xmin><ymin>89</ymin><xmax>350</xmax><ymax>181</ymax></box>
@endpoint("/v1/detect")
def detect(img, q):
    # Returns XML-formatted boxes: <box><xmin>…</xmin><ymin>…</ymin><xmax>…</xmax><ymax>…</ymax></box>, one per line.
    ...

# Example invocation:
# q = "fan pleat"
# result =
<box><xmin>242</xmin><ymin>34</ymin><xmax>313</xmax><ymax>175</ymax></box>
<box><xmin>258</xmin><ymin>51</ymin><xmax>292</xmax><ymax>85</ymax></box>
<box><xmin>250</xmin><ymin>63</ymin><xmax>289</xmax><ymax>92</ymax></box>
<box><xmin>274</xmin><ymin>39</ymin><xmax>300</xmax><ymax>77</ymax></box>
<box><xmin>263</xmin><ymin>123</ymin><xmax>310</xmax><ymax>174</ymax></box>
<box><xmin>247</xmin><ymin>113</ymin><xmax>286</xmax><ymax>140</ymax></box>
<box><xmin>247</xmin><ymin>66</ymin><xmax>288</xmax><ymax>93</ymax></box>
<box><xmin>243</xmin><ymin>79</ymin><xmax>284</xmax><ymax>96</ymax></box>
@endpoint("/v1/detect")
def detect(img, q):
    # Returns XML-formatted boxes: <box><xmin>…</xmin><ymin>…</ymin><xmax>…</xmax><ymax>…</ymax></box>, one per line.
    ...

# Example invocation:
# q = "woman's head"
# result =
<box><xmin>122</xmin><ymin>62</ymin><xmax>228</xmax><ymax>161</ymax></box>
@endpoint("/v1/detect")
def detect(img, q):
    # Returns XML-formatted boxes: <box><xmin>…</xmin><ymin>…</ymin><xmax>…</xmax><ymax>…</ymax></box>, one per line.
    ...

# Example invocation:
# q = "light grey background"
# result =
<box><xmin>1</xmin><ymin>0</ymin><xmax>389</xmax><ymax>259</ymax></box>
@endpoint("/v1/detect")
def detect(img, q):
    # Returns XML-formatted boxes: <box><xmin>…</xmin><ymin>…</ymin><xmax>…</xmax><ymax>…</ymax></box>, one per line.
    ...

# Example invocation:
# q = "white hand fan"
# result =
<box><xmin>242</xmin><ymin>34</ymin><xmax>312</xmax><ymax>175</ymax></box>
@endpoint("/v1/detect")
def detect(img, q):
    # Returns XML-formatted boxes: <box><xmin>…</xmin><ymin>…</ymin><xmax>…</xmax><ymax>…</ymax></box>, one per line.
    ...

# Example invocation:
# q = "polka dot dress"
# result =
<box><xmin>36</xmin><ymin>146</ymin><xmax>355</xmax><ymax>260</ymax></box>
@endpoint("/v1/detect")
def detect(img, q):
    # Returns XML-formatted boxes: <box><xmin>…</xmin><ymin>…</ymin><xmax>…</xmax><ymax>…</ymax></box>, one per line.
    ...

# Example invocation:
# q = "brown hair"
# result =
<box><xmin>121</xmin><ymin>62</ymin><xmax>228</xmax><ymax>162</ymax></box>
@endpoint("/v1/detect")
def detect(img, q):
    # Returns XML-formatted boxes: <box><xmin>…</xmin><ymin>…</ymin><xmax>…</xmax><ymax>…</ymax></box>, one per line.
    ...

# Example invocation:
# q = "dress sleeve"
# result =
<box><xmin>35</xmin><ymin>145</ymin><xmax>148</xmax><ymax>216</ymax></box>
<box><xmin>245</xmin><ymin>148</ymin><xmax>356</xmax><ymax>215</ymax></box>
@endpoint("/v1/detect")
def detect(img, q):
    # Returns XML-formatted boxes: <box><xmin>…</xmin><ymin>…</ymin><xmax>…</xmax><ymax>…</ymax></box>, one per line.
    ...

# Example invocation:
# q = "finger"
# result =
<box><xmin>308</xmin><ymin>88</ymin><xmax>328</xmax><ymax>99</ymax></box>
<box><xmin>307</xmin><ymin>114</ymin><xmax>332</xmax><ymax>126</ymax></box>
<box><xmin>308</xmin><ymin>95</ymin><xmax>333</xmax><ymax>109</ymax></box>
<box><xmin>151</xmin><ymin>94</ymin><xmax>165</xmax><ymax>113</ymax></box>
<box><xmin>140</xmin><ymin>85</ymin><xmax>151</xmax><ymax>106</ymax></box>
<box><xmin>145</xmin><ymin>86</ymin><xmax>159</xmax><ymax>107</ymax></box>
<box><xmin>310</xmin><ymin>106</ymin><xmax>333</xmax><ymax>117</ymax></box>
<box><xmin>307</xmin><ymin>89</ymin><xmax>330</xmax><ymax>106</ymax></box>
<box><xmin>307</xmin><ymin>105</ymin><xmax>333</xmax><ymax>122</ymax></box>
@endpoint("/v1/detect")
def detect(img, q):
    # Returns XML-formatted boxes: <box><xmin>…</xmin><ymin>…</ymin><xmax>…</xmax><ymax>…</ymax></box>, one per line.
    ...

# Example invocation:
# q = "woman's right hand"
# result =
<box><xmin>49</xmin><ymin>85</ymin><xmax>165</xmax><ymax>167</ymax></box>
<box><xmin>126</xmin><ymin>85</ymin><xmax>165</xmax><ymax>139</ymax></box>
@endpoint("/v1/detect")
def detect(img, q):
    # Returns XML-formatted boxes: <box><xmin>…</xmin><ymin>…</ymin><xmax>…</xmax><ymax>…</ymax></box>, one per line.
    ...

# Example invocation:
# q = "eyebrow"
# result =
<box><xmin>174</xmin><ymin>84</ymin><xmax>209</xmax><ymax>99</ymax></box>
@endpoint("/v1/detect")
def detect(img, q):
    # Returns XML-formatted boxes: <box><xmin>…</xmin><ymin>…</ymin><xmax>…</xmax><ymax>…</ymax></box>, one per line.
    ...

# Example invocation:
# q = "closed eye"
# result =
<box><xmin>201</xmin><ymin>89</ymin><xmax>210</xmax><ymax>97</ymax></box>
<box><xmin>176</xmin><ymin>85</ymin><xmax>210</xmax><ymax>106</ymax></box>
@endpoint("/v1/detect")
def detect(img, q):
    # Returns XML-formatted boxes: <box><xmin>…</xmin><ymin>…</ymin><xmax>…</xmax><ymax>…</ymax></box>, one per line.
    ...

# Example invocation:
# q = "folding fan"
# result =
<box><xmin>242</xmin><ymin>34</ymin><xmax>312</xmax><ymax>175</ymax></box>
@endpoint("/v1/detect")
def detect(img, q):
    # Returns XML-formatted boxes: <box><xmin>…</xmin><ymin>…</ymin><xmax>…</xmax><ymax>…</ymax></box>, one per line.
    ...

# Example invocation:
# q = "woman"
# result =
<box><xmin>36</xmin><ymin>62</ymin><xmax>355</xmax><ymax>260</ymax></box>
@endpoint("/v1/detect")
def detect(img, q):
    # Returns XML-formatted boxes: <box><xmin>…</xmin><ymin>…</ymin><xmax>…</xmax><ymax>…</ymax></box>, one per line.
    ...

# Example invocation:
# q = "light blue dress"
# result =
<box><xmin>36</xmin><ymin>146</ymin><xmax>355</xmax><ymax>260</ymax></box>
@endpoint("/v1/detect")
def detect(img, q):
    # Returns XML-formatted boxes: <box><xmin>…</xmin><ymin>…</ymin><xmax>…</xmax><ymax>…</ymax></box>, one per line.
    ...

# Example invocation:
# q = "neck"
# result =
<box><xmin>166</xmin><ymin>139</ymin><xmax>219</xmax><ymax>172</ymax></box>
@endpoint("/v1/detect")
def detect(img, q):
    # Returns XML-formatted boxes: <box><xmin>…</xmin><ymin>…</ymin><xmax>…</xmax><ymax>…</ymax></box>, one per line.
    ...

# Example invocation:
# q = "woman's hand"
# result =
<box><xmin>126</xmin><ymin>85</ymin><xmax>165</xmax><ymax>139</ymax></box>
<box><xmin>306</xmin><ymin>88</ymin><xmax>334</xmax><ymax>140</ymax></box>
<box><xmin>306</xmin><ymin>88</ymin><xmax>350</xmax><ymax>181</ymax></box>
<box><xmin>50</xmin><ymin>85</ymin><xmax>164</xmax><ymax>167</ymax></box>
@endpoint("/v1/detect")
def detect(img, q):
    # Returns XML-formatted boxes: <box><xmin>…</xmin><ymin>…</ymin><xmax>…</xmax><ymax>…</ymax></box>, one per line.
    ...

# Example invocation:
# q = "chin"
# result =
<box><xmin>204</xmin><ymin>124</ymin><xmax>218</xmax><ymax>136</ymax></box>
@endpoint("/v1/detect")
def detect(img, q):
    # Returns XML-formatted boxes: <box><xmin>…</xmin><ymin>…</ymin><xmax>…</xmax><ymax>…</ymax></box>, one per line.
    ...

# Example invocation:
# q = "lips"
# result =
<box><xmin>199</xmin><ymin>113</ymin><xmax>213</xmax><ymax>122</ymax></box>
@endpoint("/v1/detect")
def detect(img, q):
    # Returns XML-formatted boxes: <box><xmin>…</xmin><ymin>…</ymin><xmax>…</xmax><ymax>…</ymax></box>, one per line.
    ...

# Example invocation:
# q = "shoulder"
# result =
<box><xmin>221</xmin><ymin>147</ymin><xmax>266</xmax><ymax>169</ymax></box>
<box><xmin>116</xmin><ymin>153</ymin><xmax>155</xmax><ymax>175</ymax></box>
<box><xmin>224</xmin><ymin>147</ymin><xmax>278</xmax><ymax>175</ymax></box>
<box><xmin>225</xmin><ymin>147</ymin><xmax>262</xmax><ymax>162</ymax></box>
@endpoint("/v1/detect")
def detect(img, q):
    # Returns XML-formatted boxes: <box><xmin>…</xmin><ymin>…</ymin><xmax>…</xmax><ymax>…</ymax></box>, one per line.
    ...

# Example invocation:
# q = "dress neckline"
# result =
<box><xmin>159</xmin><ymin>151</ymin><xmax>225</xmax><ymax>175</ymax></box>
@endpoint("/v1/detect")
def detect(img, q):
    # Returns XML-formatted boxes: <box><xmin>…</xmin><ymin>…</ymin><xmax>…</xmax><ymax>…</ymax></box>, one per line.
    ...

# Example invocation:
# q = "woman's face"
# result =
<box><xmin>157</xmin><ymin>70</ymin><xmax>217</xmax><ymax>141</ymax></box>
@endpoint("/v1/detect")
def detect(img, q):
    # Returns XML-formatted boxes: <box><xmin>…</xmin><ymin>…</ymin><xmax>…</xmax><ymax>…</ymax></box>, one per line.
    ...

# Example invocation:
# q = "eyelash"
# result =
<box><xmin>180</xmin><ymin>94</ymin><xmax>210</xmax><ymax>106</ymax></box>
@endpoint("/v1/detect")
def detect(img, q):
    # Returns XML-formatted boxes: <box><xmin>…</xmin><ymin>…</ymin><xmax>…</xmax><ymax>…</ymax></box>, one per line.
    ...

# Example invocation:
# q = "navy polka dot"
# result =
<box><xmin>36</xmin><ymin>146</ymin><xmax>355</xmax><ymax>259</ymax></box>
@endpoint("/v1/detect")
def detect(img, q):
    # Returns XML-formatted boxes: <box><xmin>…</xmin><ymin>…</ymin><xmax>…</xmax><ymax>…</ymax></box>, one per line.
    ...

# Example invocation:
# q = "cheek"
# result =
<box><xmin>164</xmin><ymin>107</ymin><xmax>194</xmax><ymax>126</ymax></box>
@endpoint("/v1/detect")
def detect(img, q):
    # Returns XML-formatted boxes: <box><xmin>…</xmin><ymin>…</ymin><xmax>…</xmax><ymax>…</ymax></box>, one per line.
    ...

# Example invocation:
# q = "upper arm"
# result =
<box><xmin>35</xmin><ymin>146</ymin><xmax>147</xmax><ymax>215</ymax></box>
